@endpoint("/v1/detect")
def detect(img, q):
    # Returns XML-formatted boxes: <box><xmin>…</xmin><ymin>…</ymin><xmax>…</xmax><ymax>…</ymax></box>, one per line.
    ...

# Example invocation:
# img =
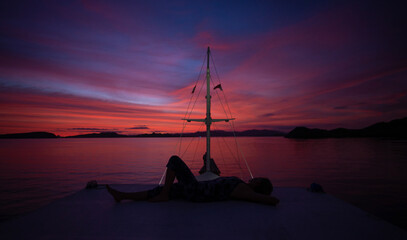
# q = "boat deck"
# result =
<box><xmin>0</xmin><ymin>184</ymin><xmax>406</xmax><ymax>239</ymax></box>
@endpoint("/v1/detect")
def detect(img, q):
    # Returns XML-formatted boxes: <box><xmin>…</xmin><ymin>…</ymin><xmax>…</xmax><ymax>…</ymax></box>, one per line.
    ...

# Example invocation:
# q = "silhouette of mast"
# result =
<box><xmin>183</xmin><ymin>46</ymin><xmax>234</xmax><ymax>177</ymax></box>
<box><xmin>205</xmin><ymin>46</ymin><xmax>211</xmax><ymax>172</ymax></box>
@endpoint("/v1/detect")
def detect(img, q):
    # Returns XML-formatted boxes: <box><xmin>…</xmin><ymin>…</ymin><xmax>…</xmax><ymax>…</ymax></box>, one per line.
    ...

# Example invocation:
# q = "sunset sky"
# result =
<box><xmin>1</xmin><ymin>0</ymin><xmax>406</xmax><ymax>136</ymax></box>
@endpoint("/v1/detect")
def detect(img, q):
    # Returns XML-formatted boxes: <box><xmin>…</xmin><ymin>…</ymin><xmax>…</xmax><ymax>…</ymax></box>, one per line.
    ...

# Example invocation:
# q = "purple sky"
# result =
<box><xmin>0</xmin><ymin>0</ymin><xmax>406</xmax><ymax>136</ymax></box>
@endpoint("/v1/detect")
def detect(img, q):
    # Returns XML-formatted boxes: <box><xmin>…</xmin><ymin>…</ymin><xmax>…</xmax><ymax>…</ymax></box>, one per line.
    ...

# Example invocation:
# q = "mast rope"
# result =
<box><xmin>163</xmin><ymin>122</ymin><xmax>205</xmax><ymax>185</ymax></box>
<box><xmin>212</xmin><ymin>123</ymin><xmax>244</xmax><ymax>178</ymax></box>
<box><xmin>212</xmin><ymin>123</ymin><xmax>226</xmax><ymax>166</ymax></box>
<box><xmin>178</xmin><ymin>75</ymin><xmax>206</xmax><ymax>155</ymax></box>
<box><xmin>191</xmin><ymin>131</ymin><xmax>203</xmax><ymax>170</ymax></box>
<box><xmin>210</xmin><ymin>53</ymin><xmax>234</xmax><ymax>120</ymax></box>
<box><xmin>210</xmin><ymin>54</ymin><xmax>254</xmax><ymax>179</ymax></box>
<box><xmin>166</xmin><ymin>54</ymin><xmax>206</xmax><ymax>185</ymax></box>
<box><xmin>211</xmin><ymin>123</ymin><xmax>226</xmax><ymax>167</ymax></box>
<box><xmin>158</xmin><ymin>169</ymin><xmax>166</xmax><ymax>185</ymax></box>
<box><xmin>177</xmin><ymin>54</ymin><xmax>206</xmax><ymax>155</ymax></box>
<box><xmin>210</xmin><ymin>75</ymin><xmax>231</xmax><ymax>119</ymax></box>
<box><xmin>181</xmin><ymin>122</ymin><xmax>205</xmax><ymax>158</ymax></box>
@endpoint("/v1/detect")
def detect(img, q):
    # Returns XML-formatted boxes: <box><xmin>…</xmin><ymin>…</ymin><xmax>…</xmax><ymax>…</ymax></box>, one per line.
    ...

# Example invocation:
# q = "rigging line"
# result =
<box><xmin>177</xmin><ymin>74</ymin><xmax>206</xmax><ymax>155</ymax></box>
<box><xmin>210</xmin><ymin>53</ymin><xmax>235</xmax><ymax>121</ymax></box>
<box><xmin>226</xmin><ymin>118</ymin><xmax>253</xmax><ymax>179</ymax></box>
<box><xmin>210</xmin><ymin>52</ymin><xmax>222</xmax><ymax>85</ymax></box>
<box><xmin>208</xmin><ymin>76</ymin><xmax>241</xmax><ymax>172</ymax></box>
<box><xmin>159</xmin><ymin>168</ymin><xmax>166</xmax><ymax>185</ymax></box>
<box><xmin>170</xmin><ymin>54</ymin><xmax>206</xmax><ymax>183</ymax></box>
<box><xmin>223</xmin><ymin>92</ymin><xmax>234</xmax><ymax>122</ymax></box>
<box><xmin>222</xmin><ymin>90</ymin><xmax>235</xmax><ymax>123</ymax></box>
<box><xmin>235</xmin><ymin>137</ymin><xmax>253</xmax><ymax>179</ymax></box>
<box><xmin>182</xmin><ymin>73</ymin><xmax>205</xmax><ymax>138</ymax></box>
<box><xmin>214</xmin><ymin>123</ymin><xmax>243</xmax><ymax>170</ymax></box>
<box><xmin>209</xmin><ymin>55</ymin><xmax>242</xmax><ymax>176</ymax></box>
<box><xmin>210</xmin><ymin>75</ymin><xmax>230</xmax><ymax>119</ymax></box>
<box><xmin>212</xmin><ymin>123</ymin><xmax>226</xmax><ymax>167</ymax></box>
<box><xmin>191</xmin><ymin>132</ymin><xmax>203</xmax><ymax>170</ymax></box>
<box><xmin>210</xmin><ymin>75</ymin><xmax>248</xmax><ymax>179</ymax></box>
<box><xmin>220</xmin><ymin>133</ymin><xmax>244</xmax><ymax>177</ymax></box>
<box><xmin>177</xmin><ymin>93</ymin><xmax>195</xmax><ymax>155</ymax></box>
<box><xmin>186</xmin><ymin>53</ymin><xmax>206</xmax><ymax>118</ymax></box>
<box><xmin>177</xmin><ymin>54</ymin><xmax>207</xmax><ymax>155</ymax></box>
<box><xmin>210</xmin><ymin>54</ymin><xmax>253</xmax><ymax>179</ymax></box>
<box><xmin>209</xmin><ymin>82</ymin><xmax>244</xmax><ymax>179</ymax></box>
<box><xmin>187</xmin><ymin>73</ymin><xmax>206</xmax><ymax>120</ymax></box>
<box><xmin>213</xmin><ymin>124</ymin><xmax>231</xmax><ymax>175</ymax></box>
<box><xmin>226</xmin><ymin>111</ymin><xmax>254</xmax><ymax>179</ymax></box>
<box><xmin>209</xmin><ymin>53</ymin><xmax>228</xmax><ymax>116</ymax></box>
<box><xmin>181</xmin><ymin>122</ymin><xmax>205</xmax><ymax>158</ymax></box>
<box><xmin>179</xmin><ymin>76</ymin><xmax>205</xmax><ymax>156</ymax></box>
<box><xmin>183</xmin><ymin>57</ymin><xmax>207</xmax><ymax>124</ymax></box>
<box><xmin>176</xmin><ymin>75</ymin><xmax>206</xmax><ymax>156</ymax></box>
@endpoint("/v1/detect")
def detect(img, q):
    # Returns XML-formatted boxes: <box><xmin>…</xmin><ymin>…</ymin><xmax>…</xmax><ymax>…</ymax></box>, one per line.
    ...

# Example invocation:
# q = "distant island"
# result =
<box><xmin>285</xmin><ymin>117</ymin><xmax>407</xmax><ymax>139</ymax></box>
<box><xmin>0</xmin><ymin>129</ymin><xmax>285</xmax><ymax>139</ymax></box>
<box><xmin>0</xmin><ymin>132</ymin><xmax>58</xmax><ymax>139</ymax></box>
<box><xmin>2</xmin><ymin>117</ymin><xmax>406</xmax><ymax>139</ymax></box>
<box><xmin>66</xmin><ymin>129</ymin><xmax>285</xmax><ymax>138</ymax></box>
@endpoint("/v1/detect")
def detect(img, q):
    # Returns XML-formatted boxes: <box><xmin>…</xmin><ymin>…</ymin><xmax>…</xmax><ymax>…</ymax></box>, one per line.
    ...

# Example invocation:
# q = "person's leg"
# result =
<box><xmin>166</xmin><ymin>155</ymin><xmax>197</xmax><ymax>185</ymax></box>
<box><xmin>107</xmin><ymin>185</ymin><xmax>149</xmax><ymax>202</ymax></box>
<box><xmin>149</xmin><ymin>168</ymin><xmax>175</xmax><ymax>202</ymax></box>
<box><xmin>150</xmin><ymin>155</ymin><xmax>196</xmax><ymax>202</ymax></box>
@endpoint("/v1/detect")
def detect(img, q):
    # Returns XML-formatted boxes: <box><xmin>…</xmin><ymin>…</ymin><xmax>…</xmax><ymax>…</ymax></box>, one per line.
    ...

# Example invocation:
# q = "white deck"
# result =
<box><xmin>0</xmin><ymin>184</ymin><xmax>406</xmax><ymax>239</ymax></box>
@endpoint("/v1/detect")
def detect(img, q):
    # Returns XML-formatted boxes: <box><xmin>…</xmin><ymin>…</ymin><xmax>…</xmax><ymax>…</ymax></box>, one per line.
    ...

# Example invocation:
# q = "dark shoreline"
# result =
<box><xmin>0</xmin><ymin>129</ymin><xmax>286</xmax><ymax>139</ymax></box>
<box><xmin>285</xmin><ymin>117</ymin><xmax>407</xmax><ymax>139</ymax></box>
<box><xmin>1</xmin><ymin>117</ymin><xmax>406</xmax><ymax>139</ymax></box>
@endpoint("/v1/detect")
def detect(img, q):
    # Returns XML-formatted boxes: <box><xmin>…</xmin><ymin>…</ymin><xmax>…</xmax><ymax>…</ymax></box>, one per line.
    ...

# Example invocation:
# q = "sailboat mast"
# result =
<box><xmin>205</xmin><ymin>46</ymin><xmax>211</xmax><ymax>172</ymax></box>
<box><xmin>182</xmin><ymin>47</ymin><xmax>235</xmax><ymax>178</ymax></box>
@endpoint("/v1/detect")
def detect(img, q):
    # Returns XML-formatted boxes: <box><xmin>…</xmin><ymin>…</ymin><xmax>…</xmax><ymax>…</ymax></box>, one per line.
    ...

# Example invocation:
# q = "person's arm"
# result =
<box><xmin>230</xmin><ymin>183</ymin><xmax>280</xmax><ymax>206</ymax></box>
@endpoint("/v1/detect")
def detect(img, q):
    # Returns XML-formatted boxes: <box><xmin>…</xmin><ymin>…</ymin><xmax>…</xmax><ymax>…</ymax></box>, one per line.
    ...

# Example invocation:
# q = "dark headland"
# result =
<box><xmin>0</xmin><ymin>132</ymin><xmax>58</xmax><ymax>139</ymax></box>
<box><xmin>285</xmin><ymin>117</ymin><xmax>407</xmax><ymax>139</ymax></box>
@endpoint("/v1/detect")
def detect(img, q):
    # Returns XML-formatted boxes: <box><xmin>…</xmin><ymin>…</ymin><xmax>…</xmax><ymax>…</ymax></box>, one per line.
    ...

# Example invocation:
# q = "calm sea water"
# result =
<box><xmin>0</xmin><ymin>137</ymin><xmax>406</xmax><ymax>229</ymax></box>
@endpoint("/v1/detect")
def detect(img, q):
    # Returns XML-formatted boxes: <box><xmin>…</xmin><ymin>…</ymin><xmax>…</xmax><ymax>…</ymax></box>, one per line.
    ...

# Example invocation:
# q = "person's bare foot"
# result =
<box><xmin>106</xmin><ymin>185</ymin><xmax>123</xmax><ymax>203</ymax></box>
<box><xmin>149</xmin><ymin>192</ymin><xmax>169</xmax><ymax>202</ymax></box>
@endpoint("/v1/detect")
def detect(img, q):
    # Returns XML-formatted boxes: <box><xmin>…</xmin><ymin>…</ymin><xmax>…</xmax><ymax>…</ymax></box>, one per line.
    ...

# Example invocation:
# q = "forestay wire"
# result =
<box><xmin>210</xmin><ymin>53</ymin><xmax>254</xmax><ymax>179</ymax></box>
<box><xmin>160</xmin><ymin>54</ymin><xmax>206</xmax><ymax>185</ymax></box>
<box><xmin>176</xmin><ymin>54</ymin><xmax>207</xmax><ymax>155</ymax></box>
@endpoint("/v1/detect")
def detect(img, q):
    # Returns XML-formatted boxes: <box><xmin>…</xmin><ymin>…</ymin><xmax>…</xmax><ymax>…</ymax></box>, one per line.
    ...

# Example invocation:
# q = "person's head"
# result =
<box><xmin>248</xmin><ymin>177</ymin><xmax>273</xmax><ymax>195</ymax></box>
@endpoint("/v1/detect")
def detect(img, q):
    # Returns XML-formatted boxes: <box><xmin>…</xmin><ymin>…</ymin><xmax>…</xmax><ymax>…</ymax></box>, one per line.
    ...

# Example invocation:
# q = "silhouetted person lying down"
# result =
<box><xmin>107</xmin><ymin>155</ymin><xmax>279</xmax><ymax>206</ymax></box>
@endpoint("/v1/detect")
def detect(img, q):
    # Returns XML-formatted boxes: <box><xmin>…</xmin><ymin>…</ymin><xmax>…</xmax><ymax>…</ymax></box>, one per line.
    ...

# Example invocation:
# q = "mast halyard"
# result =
<box><xmin>205</xmin><ymin>46</ymin><xmax>211</xmax><ymax>172</ymax></box>
<box><xmin>183</xmin><ymin>46</ymin><xmax>235</xmax><ymax>179</ymax></box>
